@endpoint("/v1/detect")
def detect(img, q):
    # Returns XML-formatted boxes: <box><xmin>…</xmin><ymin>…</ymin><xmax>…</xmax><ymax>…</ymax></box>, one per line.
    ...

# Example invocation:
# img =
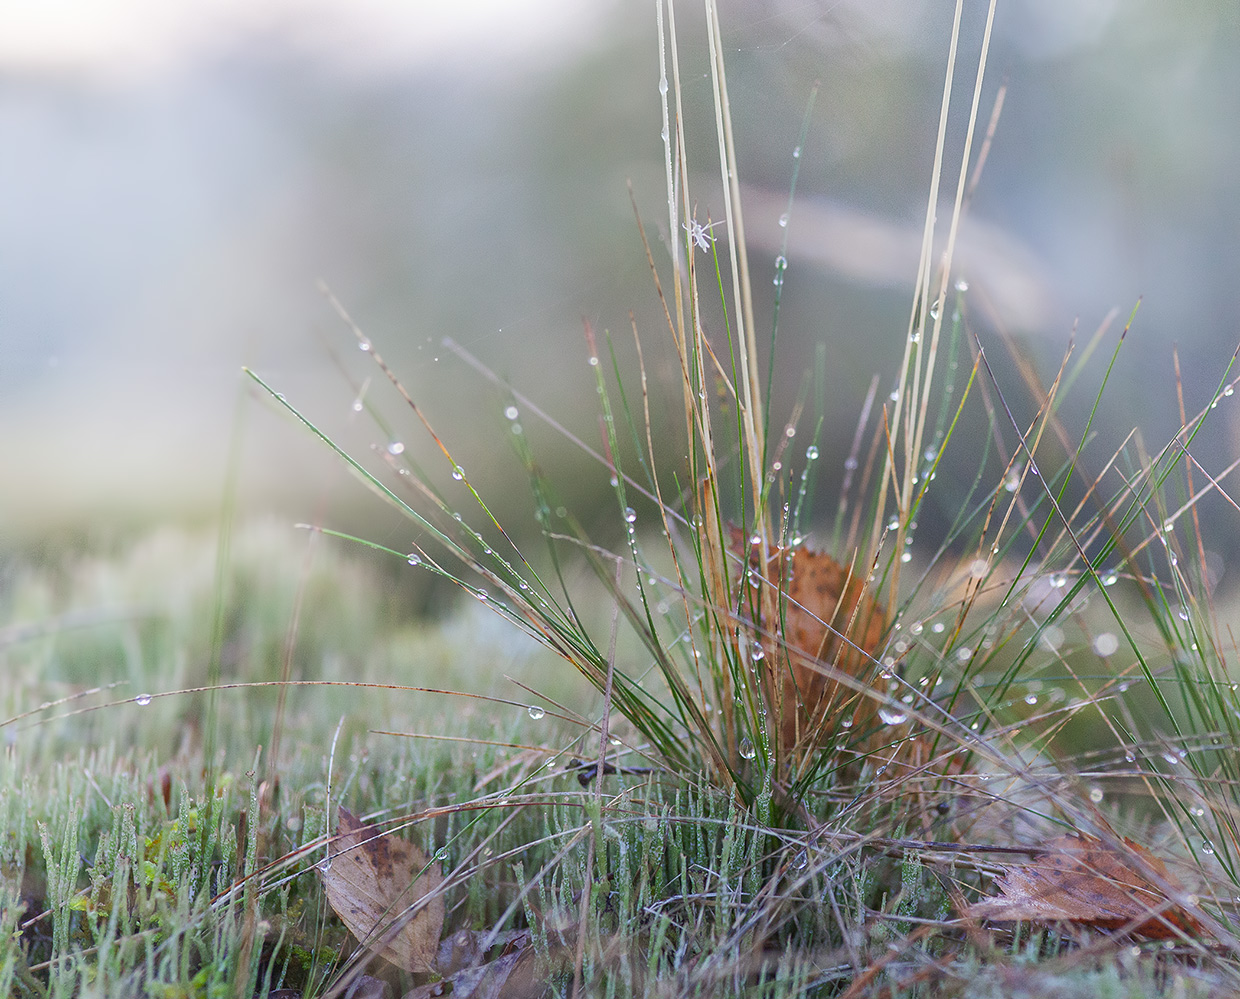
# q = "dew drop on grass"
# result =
<box><xmin>1125</xmin><ymin>750</ymin><xmax>1137</xmax><ymax>763</ymax></box>
<box><xmin>317</xmin><ymin>857</ymin><xmax>332</xmax><ymax>873</ymax></box>
<box><xmin>475</xmin><ymin>589</ymin><xmax>487</xmax><ymax>601</ymax></box>
<box><xmin>1024</xmin><ymin>694</ymin><xmax>1038</xmax><ymax>705</ymax></box>
<box><xmin>1093</xmin><ymin>632</ymin><xmax>1119</xmax><ymax>656</ymax></box>
<box><xmin>805</xmin><ymin>445</ymin><xmax>819</xmax><ymax>460</ymax></box>
<box><xmin>1203</xmin><ymin>840</ymin><xmax>1216</xmax><ymax>856</ymax></box>
<box><xmin>792</xmin><ymin>848</ymin><xmax>808</xmax><ymax>870</ymax></box>
<box><xmin>387</xmin><ymin>441</ymin><xmax>405</xmax><ymax>456</ymax></box>
<box><xmin>588</xmin><ymin>355</ymin><xmax>600</xmax><ymax>367</ymax></box>
<box><xmin>878</xmin><ymin>706</ymin><xmax>907</xmax><ymax>726</ymax></box>
<box><xmin>134</xmin><ymin>694</ymin><xmax>152</xmax><ymax>706</ymax></box>
<box><xmin>1089</xmin><ymin>787</ymin><xmax>1104</xmax><ymax>803</ymax></box>
<box><xmin>658</xmin><ymin>75</ymin><xmax>668</xmax><ymax>95</ymax></box>
<box><xmin>792</xmin><ymin>145</ymin><xmax>801</xmax><ymax>159</ymax></box>
<box><xmin>406</xmin><ymin>553</ymin><xmax>421</xmax><ymax>566</ymax></box>
<box><xmin>624</xmin><ymin>507</ymin><xmax>637</xmax><ymax>524</ymax></box>
<box><xmin>778</xmin><ymin>212</ymin><xmax>789</xmax><ymax>228</ymax></box>
<box><xmin>351</xmin><ymin>398</ymin><xmax>364</xmax><ymax>413</ymax></box>
<box><xmin>955</xmin><ymin>278</ymin><xmax>969</xmax><ymax>292</ymax></box>
<box><xmin>504</xmin><ymin>405</ymin><xmax>519</xmax><ymax>420</ymax></box>
<box><xmin>527</xmin><ymin>705</ymin><xmax>545</xmax><ymax>720</ymax></box>
<box><xmin>358</xmin><ymin>340</ymin><xmax>371</xmax><ymax>352</ymax></box>
<box><xmin>739</xmin><ymin>738</ymin><xmax>756</xmax><ymax>760</ymax></box>
<box><xmin>452</xmin><ymin>465</ymin><xmax>465</xmax><ymax>480</ymax></box>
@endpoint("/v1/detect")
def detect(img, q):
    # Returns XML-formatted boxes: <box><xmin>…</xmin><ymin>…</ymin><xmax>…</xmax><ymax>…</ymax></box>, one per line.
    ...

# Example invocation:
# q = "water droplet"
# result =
<box><xmin>1088</xmin><ymin>787</ymin><xmax>1104</xmax><ymax>804</ymax></box>
<box><xmin>134</xmin><ymin>694</ymin><xmax>152</xmax><ymax>706</ymax></box>
<box><xmin>358</xmin><ymin>341</ymin><xmax>371</xmax><ymax>352</ymax></box>
<box><xmin>955</xmin><ymin>647</ymin><xmax>972</xmax><ymax>662</ymax></box>
<box><xmin>407</xmin><ymin>553</ymin><xmax>421</xmax><ymax>566</ymax></box>
<box><xmin>1093</xmin><ymin>632</ymin><xmax>1119</xmax><ymax>656</ymax></box>
<box><xmin>739</xmin><ymin>738</ymin><xmax>756</xmax><ymax>760</ymax></box>
<box><xmin>901</xmin><ymin>551</ymin><xmax>912</xmax><ymax>563</ymax></box>
<box><xmin>778</xmin><ymin>212</ymin><xmax>789</xmax><ymax>228</ymax></box>
<box><xmin>1203</xmin><ymin>840</ymin><xmax>1215</xmax><ymax>856</ymax></box>
<box><xmin>751</xmin><ymin>642</ymin><xmax>766</xmax><ymax>662</ymax></box>
<box><xmin>317</xmin><ymin>857</ymin><xmax>332</xmax><ymax>873</ymax></box>
<box><xmin>475</xmin><ymin>589</ymin><xmax>488</xmax><ymax>601</ymax></box>
<box><xmin>843</xmin><ymin>456</ymin><xmax>858</xmax><ymax>470</ymax></box>
<box><xmin>351</xmin><ymin>398</ymin><xmax>364</xmax><ymax>413</ymax></box>
<box><xmin>792</xmin><ymin>145</ymin><xmax>801</xmax><ymax>159</ymax></box>
<box><xmin>792</xmin><ymin>848</ymin><xmax>808</xmax><ymax>869</ymax></box>
<box><xmin>624</xmin><ymin>507</ymin><xmax>637</xmax><ymax>524</ymax></box>
<box><xmin>955</xmin><ymin>278</ymin><xmax>969</xmax><ymax>292</ymax></box>
<box><xmin>452</xmin><ymin>465</ymin><xmax>465</xmax><ymax>480</ymax></box>
<box><xmin>1040</xmin><ymin>626</ymin><xmax>1064</xmax><ymax>652</ymax></box>
<box><xmin>909</xmin><ymin>330</ymin><xmax>921</xmax><ymax>344</ymax></box>
<box><xmin>387</xmin><ymin>441</ymin><xmax>405</xmax><ymax>456</ymax></box>
<box><xmin>889</xmin><ymin>390</ymin><xmax>900</xmax><ymax>403</ymax></box>
<box><xmin>658</xmin><ymin>76</ymin><xmax>668</xmax><ymax>95</ymax></box>
<box><xmin>878</xmin><ymin>706</ymin><xmax>907</xmax><ymax>726</ymax></box>
<box><xmin>1024</xmin><ymin>694</ymin><xmax>1038</xmax><ymax>706</ymax></box>
<box><xmin>1124</xmin><ymin>751</ymin><xmax>1136</xmax><ymax>763</ymax></box>
<box><xmin>505</xmin><ymin>405</ymin><xmax>519</xmax><ymax>420</ymax></box>
<box><xmin>1049</xmin><ymin>573</ymin><xmax>1067</xmax><ymax>589</ymax></box>
<box><xmin>528</xmin><ymin>705</ymin><xmax>546</xmax><ymax>720</ymax></box>
<box><xmin>968</xmin><ymin>559</ymin><xmax>988</xmax><ymax>579</ymax></box>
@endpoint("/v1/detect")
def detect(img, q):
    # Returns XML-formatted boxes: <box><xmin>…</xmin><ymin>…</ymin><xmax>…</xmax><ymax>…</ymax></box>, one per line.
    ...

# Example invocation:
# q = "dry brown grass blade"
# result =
<box><xmin>319</xmin><ymin>806</ymin><xmax>445</xmax><ymax>973</ymax></box>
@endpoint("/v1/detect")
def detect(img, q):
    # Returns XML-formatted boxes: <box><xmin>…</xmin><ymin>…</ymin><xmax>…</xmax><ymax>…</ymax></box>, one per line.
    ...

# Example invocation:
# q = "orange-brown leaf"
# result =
<box><xmin>734</xmin><ymin>531</ymin><xmax>886</xmax><ymax>756</ymax></box>
<box><xmin>319</xmin><ymin>806</ymin><xmax>445</xmax><ymax>971</ymax></box>
<box><xmin>966</xmin><ymin>833</ymin><xmax>1202</xmax><ymax>939</ymax></box>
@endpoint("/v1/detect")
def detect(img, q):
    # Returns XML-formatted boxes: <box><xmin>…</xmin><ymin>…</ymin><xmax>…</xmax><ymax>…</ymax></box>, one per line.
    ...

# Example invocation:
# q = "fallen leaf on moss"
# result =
<box><xmin>319</xmin><ymin>806</ymin><xmax>445</xmax><ymax>972</ymax></box>
<box><xmin>966</xmin><ymin>833</ymin><xmax>1203</xmax><ymax>939</ymax></box>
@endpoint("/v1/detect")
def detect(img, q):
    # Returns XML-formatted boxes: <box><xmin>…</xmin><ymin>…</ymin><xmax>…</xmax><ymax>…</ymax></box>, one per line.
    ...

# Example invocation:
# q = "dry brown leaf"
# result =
<box><xmin>966</xmin><ymin>833</ymin><xmax>1203</xmax><ymax>939</ymax></box>
<box><xmin>319</xmin><ymin>806</ymin><xmax>445</xmax><ymax>972</ymax></box>
<box><xmin>734</xmin><ymin>531</ymin><xmax>886</xmax><ymax>757</ymax></box>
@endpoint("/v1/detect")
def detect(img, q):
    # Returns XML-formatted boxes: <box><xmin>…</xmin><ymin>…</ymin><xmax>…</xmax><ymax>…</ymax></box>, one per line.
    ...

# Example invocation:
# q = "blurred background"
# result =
<box><xmin>3</xmin><ymin>0</ymin><xmax>1240</xmax><ymax>576</ymax></box>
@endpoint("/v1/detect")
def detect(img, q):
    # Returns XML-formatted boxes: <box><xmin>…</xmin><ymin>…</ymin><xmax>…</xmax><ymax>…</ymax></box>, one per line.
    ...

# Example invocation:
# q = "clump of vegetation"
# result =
<box><xmin>6</xmin><ymin>1</ymin><xmax>1240</xmax><ymax>996</ymax></box>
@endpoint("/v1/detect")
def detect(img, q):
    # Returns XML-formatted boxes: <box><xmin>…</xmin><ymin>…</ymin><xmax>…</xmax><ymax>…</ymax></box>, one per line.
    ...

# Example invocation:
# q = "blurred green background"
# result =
<box><xmin>3</xmin><ymin>0</ymin><xmax>1239</xmax><ymax>577</ymax></box>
